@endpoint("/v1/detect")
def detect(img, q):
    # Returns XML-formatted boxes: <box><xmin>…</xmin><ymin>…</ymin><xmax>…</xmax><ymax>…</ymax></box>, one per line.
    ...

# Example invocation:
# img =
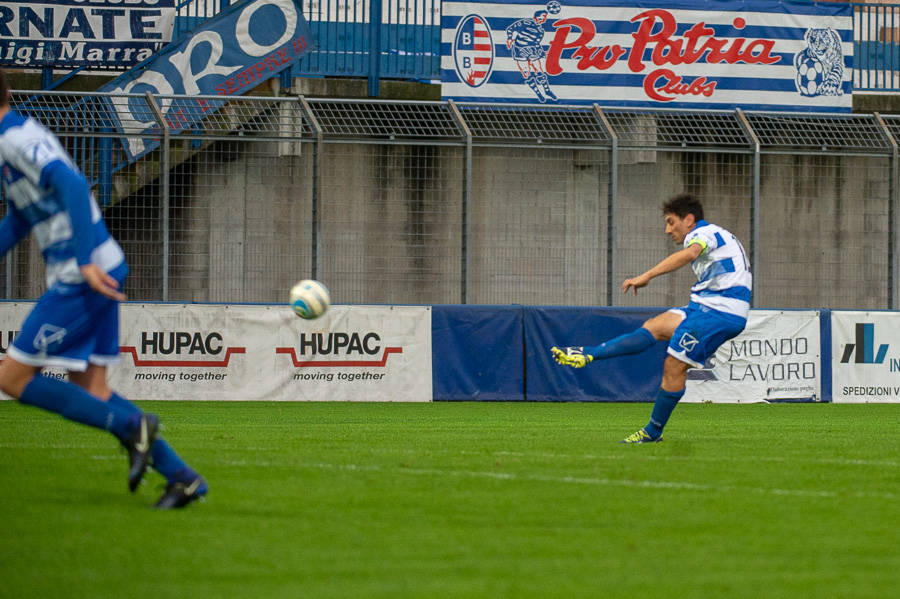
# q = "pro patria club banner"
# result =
<box><xmin>442</xmin><ymin>0</ymin><xmax>853</xmax><ymax>111</ymax></box>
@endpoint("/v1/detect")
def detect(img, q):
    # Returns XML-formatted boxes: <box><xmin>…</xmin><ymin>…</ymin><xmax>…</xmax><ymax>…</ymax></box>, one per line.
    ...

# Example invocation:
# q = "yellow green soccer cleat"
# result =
<box><xmin>550</xmin><ymin>346</ymin><xmax>593</xmax><ymax>368</ymax></box>
<box><xmin>619</xmin><ymin>429</ymin><xmax>662</xmax><ymax>444</ymax></box>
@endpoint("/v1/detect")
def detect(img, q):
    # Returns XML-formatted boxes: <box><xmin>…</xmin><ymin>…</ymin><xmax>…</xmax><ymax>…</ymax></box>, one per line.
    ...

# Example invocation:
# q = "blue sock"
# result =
<box><xmin>583</xmin><ymin>327</ymin><xmax>656</xmax><ymax>360</ymax></box>
<box><xmin>108</xmin><ymin>392</ymin><xmax>196</xmax><ymax>483</ymax></box>
<box><xmin>644</xmin><ymin>387</ymin><xmax>685</xmax><ymax>439</ymax></box>
<box><xmin>19</xmin><ymin>376</ymin><xmax>137</xmax><ymax>443</ymax></box>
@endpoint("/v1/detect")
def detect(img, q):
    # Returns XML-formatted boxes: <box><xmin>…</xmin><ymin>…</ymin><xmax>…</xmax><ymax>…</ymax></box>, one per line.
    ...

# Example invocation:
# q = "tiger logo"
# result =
<box><xmin>794</xmin><ymin>28</ymin><xmax>844</xmax><ymax>97</ymax></box>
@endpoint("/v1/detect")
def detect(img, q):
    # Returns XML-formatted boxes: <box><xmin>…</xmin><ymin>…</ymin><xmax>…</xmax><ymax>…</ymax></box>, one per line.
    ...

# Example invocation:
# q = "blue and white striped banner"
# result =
<box><xmin>441</xmin><ymin>0</ymin><xmax>853</xmax><ymax>111</ymax></box>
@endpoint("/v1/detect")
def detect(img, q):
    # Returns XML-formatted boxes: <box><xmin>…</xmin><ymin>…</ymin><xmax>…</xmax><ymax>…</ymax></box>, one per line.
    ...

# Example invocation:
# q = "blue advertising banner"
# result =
<box><xmin>442</xmin><ymin>0</ymin><xmax>853</xmax><ymax>112</ymax></box>
<box><xmin>524</xmin><ymin>306</ymin><xmax>666</xmax><ymax>402</ymax></box>
<box><xmin>100</xmin><ymin>0</ymin><xmax>314</xmax><ymax>160</ymax></box>
<box><xmin>0</xmin><ymin>0</ymin><xmax>175</xmax><ymax>69</ymax></box>
<box><xmin>432</xmin><ymin>305</ymin><xmax>526</xmax><ymax>401</ymax></box>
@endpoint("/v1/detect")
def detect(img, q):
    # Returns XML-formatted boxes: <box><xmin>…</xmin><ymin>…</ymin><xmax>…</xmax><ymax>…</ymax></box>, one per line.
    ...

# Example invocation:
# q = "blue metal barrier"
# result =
<box><xmin>171</xmin><ymin>0</ymin><xmax>899</xmax><ymax>93</ymax></box>
<box><xmin>854</xmin><ymin>2</ymin><xmax>900</xmax><ymax>91</ymax></box>
<box><xmin>173</xmin><ymin>0</ymin><xmax>230</xmax><ymax>40</ymax></box>
<box><xmin>11</xmin><ymin>1</ymin><xmax>894</xmax><ymax>94</ymax></box>
<box><xmin>174</xmin><ymin>0</ymin><xmax>441</xmax><ymax>92</ymax></box>
<box><xmin>170</xmin><ymin>0</ymin><xmax>900</xmax><ymax>93</ymax></box>
<box><xmin>432</xmin><ymin>306</ymin><xmax>828</xmax><ymax>403</ymax></box>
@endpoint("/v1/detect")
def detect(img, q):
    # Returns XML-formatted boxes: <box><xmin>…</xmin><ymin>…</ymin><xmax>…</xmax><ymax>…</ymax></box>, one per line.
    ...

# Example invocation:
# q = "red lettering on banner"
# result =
<box><xmin>629</xmin><ymin>10</ymin><xmax>780</xmax><ymax>71</ymax></box>
<box><xmin>643</xmin><ymin>69</ymin><xmax>717</xmax><ymax>102</ymax></box>
<box><xmin>215</xmin><ymin>38</ymin><xmax>310</xmax><ymax>96</ymax></box>
<box><xmin>546</xmin><ymin>18</ymin><xmax>626</xmax><ymax>76</ymax></box>
<box><xmin>545</xmin><ymin>11</ymin><xmax>781</xmax><ymax>101</ymax></box>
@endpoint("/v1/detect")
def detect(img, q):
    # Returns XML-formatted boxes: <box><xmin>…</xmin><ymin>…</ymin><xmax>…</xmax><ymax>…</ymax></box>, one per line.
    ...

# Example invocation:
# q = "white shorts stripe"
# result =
<box><xmin>6</xmin><ymin>345</ymin><xmax>88</xmax><ymax>372</ymax></box>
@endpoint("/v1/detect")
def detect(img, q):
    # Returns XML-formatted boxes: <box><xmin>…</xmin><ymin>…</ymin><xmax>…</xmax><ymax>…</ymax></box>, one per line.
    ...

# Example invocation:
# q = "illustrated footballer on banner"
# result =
<box><xmin>505</xmin><ymin>2</ymin><xmax>562</xmax><ymax>102</ymax></box>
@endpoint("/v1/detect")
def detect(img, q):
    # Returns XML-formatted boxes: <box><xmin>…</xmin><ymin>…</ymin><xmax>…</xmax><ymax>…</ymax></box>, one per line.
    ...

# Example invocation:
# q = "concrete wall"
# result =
<box><xmin>4</xmin><ymin>138</ymin><xmax>893</xmax><ymax>310</ymax></box>
<box><xmin>318</xmin><ymin>143</ymin><xmax>463</xmax><ymax>304</ymax></box>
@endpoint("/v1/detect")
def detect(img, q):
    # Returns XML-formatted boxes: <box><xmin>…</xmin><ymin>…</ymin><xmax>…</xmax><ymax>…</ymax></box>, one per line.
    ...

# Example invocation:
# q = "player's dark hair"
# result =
<box><xmin>663</xmin><ymin>193</ymin><xmax>704</xmax><ymax>221</ymax></box>
<box><xmin>0</xmin><ymin>68</ymin><xmax>9</xmax><ymax>108</ymax></box>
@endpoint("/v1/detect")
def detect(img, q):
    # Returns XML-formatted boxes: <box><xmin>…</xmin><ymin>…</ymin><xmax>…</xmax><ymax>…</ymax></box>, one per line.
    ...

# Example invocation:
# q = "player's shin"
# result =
<box><xmin>108</xmin><ymin>392</ymin><xmax>196</xmax><ymax>482</ymax></box>
<box><xmin>583</xmin><ymin>327</ymin><xmax>655</xmax><ymax>360</ymax></box>
<box><xmin>19</xmin><ymin>376</ymin><xmax>138</xmax><ymax>442</ymax></box>
<box><xmin>645</xmin><ymin>387</ymin><xmax>685</xmax><ymax>439</ymax></box>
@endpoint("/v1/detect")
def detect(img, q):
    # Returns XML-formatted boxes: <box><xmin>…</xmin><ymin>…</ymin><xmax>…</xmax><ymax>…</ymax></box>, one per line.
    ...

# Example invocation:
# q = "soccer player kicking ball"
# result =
<box><xmin>551</xmin><ymin>194</ymin><xmax>752</xmax><ymax>443</ymax></box>
<box><xmin>0</xmin><ymin>68</ymin><xmax>207</xmax><ymax>507</ymax></box>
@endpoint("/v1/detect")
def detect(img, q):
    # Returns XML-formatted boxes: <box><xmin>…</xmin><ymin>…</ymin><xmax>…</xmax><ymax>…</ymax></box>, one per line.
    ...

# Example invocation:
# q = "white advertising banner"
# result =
<box><xmin>0</xmin><ymin>303</ymin><xmax>432</xmax><ymax>402</ymax></box>
<box><xmin>684</xmin><ymin>310</ymin><xmax>821</xmax><ymax>403</ymax></box>
<box><xmin>0</xmin><ymin>0</ymin><xmax>176</xmax><ymax>70</ymax></box>
<box><xmin>832</xmin><ymin>311</ymin><xmax>900</xmax><ymax>403</ymax></box>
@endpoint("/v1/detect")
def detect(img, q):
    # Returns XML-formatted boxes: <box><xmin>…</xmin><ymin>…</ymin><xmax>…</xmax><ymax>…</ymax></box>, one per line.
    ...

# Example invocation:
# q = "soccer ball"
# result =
<box><xmin>795</xmin><ymin>55</ymin><xmax>825</xmax><ymax>96</ymax></box>
<box><xmin>289</xmin><ymin>279</ymin><xmax>330</xmax><ymax>319</ymax></box>
<box><xmin>546</xmin><ymin>0</ymin><xmax>562</xmax><ymax>14</ymax></box>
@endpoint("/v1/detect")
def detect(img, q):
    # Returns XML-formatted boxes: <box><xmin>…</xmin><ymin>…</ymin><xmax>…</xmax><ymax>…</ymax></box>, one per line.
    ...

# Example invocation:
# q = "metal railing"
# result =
<box><xmin>168</xmin><ymin>0</ymin><xmax>900</xmax><ymax>92</ymax></box>
<box><xmin>4</xmin><ymin>91</ymin><xmax>898</xmax><ymax>311</ymax></box>
<box><xmin>172</xmin><ymin>0</ymin><xmax>441</xmax><ymax>93</ymax></box>
<box><xmin>854</xmin><ymin>2</ymin><xmax>900</xmax><ymax>90</ymax></box>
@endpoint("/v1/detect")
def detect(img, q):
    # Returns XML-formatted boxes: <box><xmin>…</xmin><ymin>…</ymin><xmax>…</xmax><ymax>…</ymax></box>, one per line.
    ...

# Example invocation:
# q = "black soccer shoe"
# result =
<box><xmin>125</xmin><ymin>413</ymin><xmax>160</xmax><ymax>492</ymax></box>
<box><xmin>155</xmin><ymin>475</ymin><xmax>208</xmax><ymax>510</ymax></box>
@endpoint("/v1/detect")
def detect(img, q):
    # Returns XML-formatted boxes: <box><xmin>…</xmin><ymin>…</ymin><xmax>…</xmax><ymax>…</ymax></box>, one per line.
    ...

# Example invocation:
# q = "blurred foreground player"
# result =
<box><xmin>0</xmin><ymin>68</ymin><xmax>207</xmax><ymax>507</ymax></box>
<box><xmin>551</xmin><ymin>194</ymin><xmax>752</xmax><ymax>442</ymax></box>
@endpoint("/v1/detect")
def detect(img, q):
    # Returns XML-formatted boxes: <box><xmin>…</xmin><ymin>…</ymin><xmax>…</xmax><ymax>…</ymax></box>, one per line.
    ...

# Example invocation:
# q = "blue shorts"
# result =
<box><xmin>667</xmin><ymin>302</ymin><xmax>747</xmax><ymax>368</ymax></box>
<box><xmin>9</xmin><ymin>265</ymin><xmax>127</xmax><ymax>372</ymax></box>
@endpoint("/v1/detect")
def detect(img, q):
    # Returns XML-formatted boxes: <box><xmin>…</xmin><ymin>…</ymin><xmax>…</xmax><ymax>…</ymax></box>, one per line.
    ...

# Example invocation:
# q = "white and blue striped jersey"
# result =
<box><xmin>506</xmin><ymin>18</ymin><xmax>546</xmax><ymax>50</ymax></box>
<box><xmin>0</xmin><ymin>110</ymin><xmax>125</xmax><ymax>289</ymax></box>
<box><xmin>683</xmin><ymin>220</ymin><xmax>752</xmax><ymax>319</ymax></box>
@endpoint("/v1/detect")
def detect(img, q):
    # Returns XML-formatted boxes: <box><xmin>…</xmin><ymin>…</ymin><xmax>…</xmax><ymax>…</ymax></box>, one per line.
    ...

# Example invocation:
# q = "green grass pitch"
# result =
<box><xmin>1</xmin><ymin>401</ymin><xmax>899</xmax><ymax>598</ymax></box>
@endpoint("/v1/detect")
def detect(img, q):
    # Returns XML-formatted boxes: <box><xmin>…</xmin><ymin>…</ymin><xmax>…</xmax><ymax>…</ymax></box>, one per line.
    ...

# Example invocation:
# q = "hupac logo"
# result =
<box><xmin>121</xmin><ymin>331</ymin><xmax>246</xmax><ymax>367</ymax></box>
<box><xmin>276</xmin><ymin>331</ymin><xmax>402</xmax><ymax>367</ymax></box>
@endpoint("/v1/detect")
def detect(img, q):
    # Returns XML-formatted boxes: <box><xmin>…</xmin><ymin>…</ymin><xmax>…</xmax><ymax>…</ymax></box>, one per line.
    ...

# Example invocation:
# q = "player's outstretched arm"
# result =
<box><xmin>622</xmin><ymin>244</ymin><xmax>702</xmax><ymax>295</ymax></box>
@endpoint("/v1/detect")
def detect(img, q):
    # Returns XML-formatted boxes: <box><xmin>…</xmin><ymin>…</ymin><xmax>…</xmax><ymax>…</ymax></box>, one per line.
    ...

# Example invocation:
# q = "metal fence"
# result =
<box><xmin>4</xmin><ymin>91</ymin><xmax>899</xmax><ymax>310</ymax></box>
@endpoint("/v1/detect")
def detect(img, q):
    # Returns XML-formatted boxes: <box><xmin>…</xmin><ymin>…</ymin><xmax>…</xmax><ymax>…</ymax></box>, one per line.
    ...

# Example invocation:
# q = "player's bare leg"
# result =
<box><xmin>661</xmin><ymin>356</ymin><xmax>690</xmax><ymax>393</ymax></box>
<box><xmin>68</xmin><ymin>364</ymin><xmax>112</xmax><ymax>400</ymax></box>
<box><xmin>641</xmin><ymin>310</ymin><xmax>684</xmax><ymax>342</ymax></box>
<box><xmin>0</xmin><ymin>355</ymin><xmax>39</xmax><ymax>399</ymax></box>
